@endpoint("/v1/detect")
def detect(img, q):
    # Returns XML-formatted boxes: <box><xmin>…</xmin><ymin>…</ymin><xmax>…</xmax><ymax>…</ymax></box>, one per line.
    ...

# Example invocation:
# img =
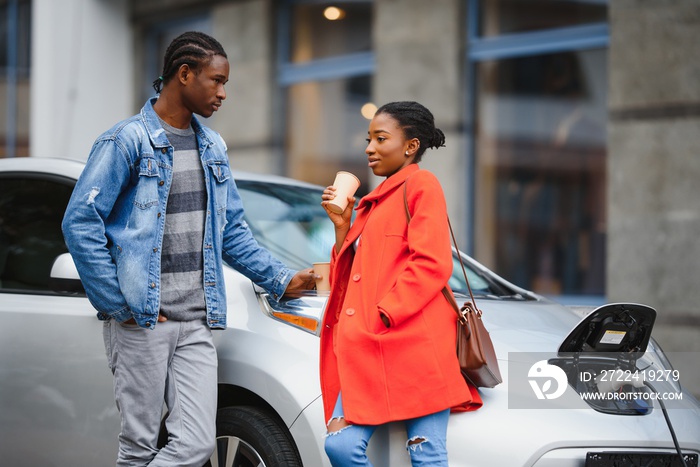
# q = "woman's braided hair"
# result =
<box><xmin>152</xmin><ymin>31</ymin><xmax>227</xmax><ymax>94</ymax></box>
<box><xmin>375</xmin><ymin>101</ymin><xmax>445</xmax><ymax>162</ymax></box>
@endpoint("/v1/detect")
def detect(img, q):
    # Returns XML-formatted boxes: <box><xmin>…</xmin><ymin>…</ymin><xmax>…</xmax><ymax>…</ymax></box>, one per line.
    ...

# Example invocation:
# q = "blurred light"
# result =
<box><xmin>361</xmin><ymin>103</ymin><xmax>377</xmax><ymax>120</ymax></box>
<box><xmin>323</xmin><ymin>6</ymin><xmax>346</xmax><ymax>21</ymax></box>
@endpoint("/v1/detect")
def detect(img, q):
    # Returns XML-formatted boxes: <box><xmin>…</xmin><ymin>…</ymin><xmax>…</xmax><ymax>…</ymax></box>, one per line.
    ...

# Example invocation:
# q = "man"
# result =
<box><xmin>62</xmin><ymin>31</ymin><xmax>316</xmax><ymax>467</ymax></box>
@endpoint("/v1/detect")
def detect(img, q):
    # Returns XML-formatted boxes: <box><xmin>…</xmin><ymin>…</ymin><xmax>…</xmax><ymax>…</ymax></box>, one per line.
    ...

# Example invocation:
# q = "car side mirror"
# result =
<box><xmin>49</xmin><ymin>252</ymin><xmax>85</xmax><ymax>294</ymax></box>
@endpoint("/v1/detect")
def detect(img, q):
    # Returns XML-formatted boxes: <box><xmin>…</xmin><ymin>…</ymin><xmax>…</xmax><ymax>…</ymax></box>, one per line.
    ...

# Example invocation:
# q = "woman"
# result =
<box><xmin>320</xmin><ymin>101</ymin><xmax>482</xmax><ymax>466</ymax></box>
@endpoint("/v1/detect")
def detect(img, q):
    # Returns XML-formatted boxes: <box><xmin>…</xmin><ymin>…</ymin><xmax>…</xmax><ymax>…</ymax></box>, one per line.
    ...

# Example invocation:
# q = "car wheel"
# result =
<box><xmin>207</xmin><ymin>406</ymin><xmax>303</xmax><ymax>467</ymax></box>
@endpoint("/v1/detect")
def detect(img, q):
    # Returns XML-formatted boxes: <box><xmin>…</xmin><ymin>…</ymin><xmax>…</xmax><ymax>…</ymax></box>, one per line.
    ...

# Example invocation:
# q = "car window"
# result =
<box><xmin>237</xmin><ymin>181</ymin><xmax>336</xmax><ymax>270</ymax></box>
<box><xmin>237</xmin><ymin>180</ymin><xmax>520</xmax><ymax>299</ymax></box>
<box><xmin>448</xmin><ymin>254</ymin><xmax>519</xmax><ymax>299</ymax></box>
<box><xmin>448</xmin><ymin>255</ymin><xmax>492</xmax><ymax>296</ymax></box>
<box><xmin>0</xmin><ymin>174</ymin><xmax>73</xmax><ymax>293</ymax></box>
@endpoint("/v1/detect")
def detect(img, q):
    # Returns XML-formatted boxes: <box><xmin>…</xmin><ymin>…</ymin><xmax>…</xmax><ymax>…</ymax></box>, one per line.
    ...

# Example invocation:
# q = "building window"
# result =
<box><xmin>467</xmin><ymin>0</ymin><xmax>609</xmax><ymax>301</ymax></box>
<box><xmin>478</xmin><ymin>0</ymin><xmax>607</xmax><ymax>37</ymax></box>
<box><xmin>290</xmin><ymin>1</ymin><xmax>372</xmax><ymax>64</ymax></box>
<box><xmin>279</xmin><ymin>0</ymin><xmax>374</xmax><ymax>192</ymax></box>
<box><xmin>286</xmin><ymin>75</ymin><xmax>372</xmax><ymax>185</ymax></box>
<box><xmin>0</xmin><ymin>0</ymin><xmax>31</xmax><ymax>158</ymax></box>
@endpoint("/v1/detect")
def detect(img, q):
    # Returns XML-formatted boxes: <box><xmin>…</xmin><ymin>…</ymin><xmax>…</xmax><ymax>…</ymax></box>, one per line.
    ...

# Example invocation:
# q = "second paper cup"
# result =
<box><xmin>313</xmin><ymin>262</ymin><xmax>331</xmax><ymax>291</ymax></box>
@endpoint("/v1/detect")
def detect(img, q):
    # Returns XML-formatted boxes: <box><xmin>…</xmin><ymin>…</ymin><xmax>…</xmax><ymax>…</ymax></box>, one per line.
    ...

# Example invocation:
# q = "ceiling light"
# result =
<box><xmin>323</xmin><ymin>6</ymin><xmax>346</xmax><ymax>21</ymax></box>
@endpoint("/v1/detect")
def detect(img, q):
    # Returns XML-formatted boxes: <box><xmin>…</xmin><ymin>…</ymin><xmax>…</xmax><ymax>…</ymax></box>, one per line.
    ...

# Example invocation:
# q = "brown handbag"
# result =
<box><xmin>403</xmin><ymin>182</ymin><xmax>503</xmax><ymax>388</ymax></box>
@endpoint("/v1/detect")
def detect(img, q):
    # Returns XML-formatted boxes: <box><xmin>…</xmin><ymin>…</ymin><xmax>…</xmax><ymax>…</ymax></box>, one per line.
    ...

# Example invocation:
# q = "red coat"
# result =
<box><xmin>320</xmin><ymin>164</ymin><xmax>482</xmax><ymax>425</ymax></box>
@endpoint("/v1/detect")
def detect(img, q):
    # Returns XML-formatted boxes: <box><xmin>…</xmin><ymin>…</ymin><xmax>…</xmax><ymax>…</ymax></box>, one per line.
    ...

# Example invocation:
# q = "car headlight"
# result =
<box><xmin>257</xmin><ymin>290</ymin><xmax>326</xmax><ymax>335</ymax></box>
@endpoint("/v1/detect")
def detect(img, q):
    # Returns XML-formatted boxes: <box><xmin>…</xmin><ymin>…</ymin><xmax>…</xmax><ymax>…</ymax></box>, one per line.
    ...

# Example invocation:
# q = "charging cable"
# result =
<box><xmin>595</xmin><ymin>370</ymin><xmax>689</xmax><ymax>467</ymax></box>
<box><xmin>646</xmin><ymin>380</ymin><xmax>690</xmax><ymax>467</ymax></box>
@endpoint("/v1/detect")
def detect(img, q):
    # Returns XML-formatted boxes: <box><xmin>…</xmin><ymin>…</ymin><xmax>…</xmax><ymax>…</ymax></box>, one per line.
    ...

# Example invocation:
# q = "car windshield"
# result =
<box><xmin>237</xmin><ymin>180</ymin><xmax>519</xmax><ymax>299</ymax></box>
<box><xmin>237</xmin><ymin>180</ymin><xmax>336</xmax><ymax>268</ymax></box>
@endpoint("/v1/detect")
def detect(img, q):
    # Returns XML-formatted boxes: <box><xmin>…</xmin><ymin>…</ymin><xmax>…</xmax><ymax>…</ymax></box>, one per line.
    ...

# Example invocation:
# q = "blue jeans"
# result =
<box><xmin>324</xmin><ymin>393</ymin><xmax>450</xmax><ymax>466</ymax></box>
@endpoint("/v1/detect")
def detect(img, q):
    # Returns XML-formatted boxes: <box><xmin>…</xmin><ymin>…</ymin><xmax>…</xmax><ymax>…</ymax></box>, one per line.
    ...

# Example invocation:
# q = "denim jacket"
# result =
<box><xmin>62</xmin><ymin>98</ymin><xmax>295</xmax><ymax>329</ymax></box>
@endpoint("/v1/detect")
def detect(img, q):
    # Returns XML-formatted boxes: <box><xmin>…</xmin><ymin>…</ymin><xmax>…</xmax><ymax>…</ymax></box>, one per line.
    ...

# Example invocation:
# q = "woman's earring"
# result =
<box><xmin>405</xmin><ymin>151</ymin><xmax>409</xmax><ymax>156</ymax></box>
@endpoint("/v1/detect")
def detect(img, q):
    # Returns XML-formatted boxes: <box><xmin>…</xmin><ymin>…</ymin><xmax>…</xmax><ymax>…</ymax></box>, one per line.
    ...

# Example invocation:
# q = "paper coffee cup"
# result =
<box><xmin>327</xmin><ymin>171</ymin><xmax>360</xmax><ymax>214</ymax></box>
<box><xmin>313</xmin><ymin>262</ymin><xmax>331</xmax><ymax>291</ymax></box>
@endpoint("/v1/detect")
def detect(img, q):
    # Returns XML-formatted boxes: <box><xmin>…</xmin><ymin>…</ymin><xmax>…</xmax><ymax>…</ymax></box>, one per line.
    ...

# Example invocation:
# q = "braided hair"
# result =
<box><xmin>152</xmin><ymin>31</ymin><xmax>227</xmax><ymax>94</ymax></box>
<box><xmin>375</xmin><ymin>101</ymin><xmax>445</xmax><ymax>162</ymax></box>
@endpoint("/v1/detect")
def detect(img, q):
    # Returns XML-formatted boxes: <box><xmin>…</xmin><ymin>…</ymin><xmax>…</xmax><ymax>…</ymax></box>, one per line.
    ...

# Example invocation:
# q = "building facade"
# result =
<box><xmin>2</xmin><ymin>0</ymin><xmax>699</xmax><ymax>384</ymax></box>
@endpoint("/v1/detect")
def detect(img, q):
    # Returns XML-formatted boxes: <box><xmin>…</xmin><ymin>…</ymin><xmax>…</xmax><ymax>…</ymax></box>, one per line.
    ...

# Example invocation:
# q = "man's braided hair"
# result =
<box><xmin>152</xmin><ymin>31</ymin><xmax>227</xmax><ymax>94</ymax></box>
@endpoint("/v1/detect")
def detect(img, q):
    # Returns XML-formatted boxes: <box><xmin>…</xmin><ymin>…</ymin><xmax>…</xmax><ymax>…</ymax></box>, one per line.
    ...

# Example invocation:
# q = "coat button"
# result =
<box><xmin>150</xmin><ymin>282</ymin><xmax>156</xmax><ymax>288</ymax></box>
<box><xmin>352</xmin><ymin>274</ymin><xmax>361</xmax><ymax>282</ymax></box>
<box><xmin>161</xmin><ymin>148</ymin><xmax>167</xmax><ymax>153</ymax></box>
<box><xmin>346</xmin><ymin>308</ymin><xmax>356</xmax><ymax>316</ymax></box>
<box><xmin>159</xmin><ymin>180</ymin><xmax>164</xmax><ymax>186</ymax></box>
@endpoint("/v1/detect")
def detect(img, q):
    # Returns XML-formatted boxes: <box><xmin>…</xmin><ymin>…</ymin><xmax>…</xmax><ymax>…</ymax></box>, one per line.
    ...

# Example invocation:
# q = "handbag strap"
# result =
<box><xmin>402</xmin><ymin>182</ymin><xmax>481</xmax><ymax>324</ymax></box>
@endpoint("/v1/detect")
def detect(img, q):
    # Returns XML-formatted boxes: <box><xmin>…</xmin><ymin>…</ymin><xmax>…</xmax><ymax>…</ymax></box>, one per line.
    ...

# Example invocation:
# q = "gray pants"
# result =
<box><xmin>103</xmin><ymin>318</ymin><xmax>217</xmax><ymax>467</ymax></box>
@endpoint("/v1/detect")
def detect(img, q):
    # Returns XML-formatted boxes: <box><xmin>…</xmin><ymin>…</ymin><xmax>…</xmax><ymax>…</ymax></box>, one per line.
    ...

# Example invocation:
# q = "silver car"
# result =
<box><xmin>1</xmin><ymin>157</ymin><xmax>699</xmax><ymax>467</ymax></box>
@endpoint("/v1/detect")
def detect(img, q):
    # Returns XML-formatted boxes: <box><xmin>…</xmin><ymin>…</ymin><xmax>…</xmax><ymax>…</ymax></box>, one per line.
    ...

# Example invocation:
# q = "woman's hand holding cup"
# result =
<box><xmin>322</xmin><ymin>172</ymin><xmax>359</xmax><ymax>224</ymax></box>
<box><xmin>322</xmin><ymin>171</ymin><xmax>360</xmax><ymax>253</ymax></box>
<box><xmin>322</xmin><ymin>186</ymin><xmax>355</xmax><ymax>229</ymax></box>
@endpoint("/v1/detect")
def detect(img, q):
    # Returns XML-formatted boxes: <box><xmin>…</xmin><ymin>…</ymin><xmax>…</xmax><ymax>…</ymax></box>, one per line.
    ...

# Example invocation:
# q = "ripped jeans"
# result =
<box><xmin>324</xmin><ymin>393</ymin><xmax>450</xmax><ymax>466</ymax></box>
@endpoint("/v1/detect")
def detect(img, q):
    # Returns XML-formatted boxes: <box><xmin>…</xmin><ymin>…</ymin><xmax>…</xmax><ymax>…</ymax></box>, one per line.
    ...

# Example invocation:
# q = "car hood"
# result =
<box><xmin>475</xmin><ymin>298</ymin><xmax>583</xmax><ymax>359</ymax></box>
<box><xmin>479</xmin><ymin>299</ymin><xmax>657</xmax><ymax>361</ymax></box>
